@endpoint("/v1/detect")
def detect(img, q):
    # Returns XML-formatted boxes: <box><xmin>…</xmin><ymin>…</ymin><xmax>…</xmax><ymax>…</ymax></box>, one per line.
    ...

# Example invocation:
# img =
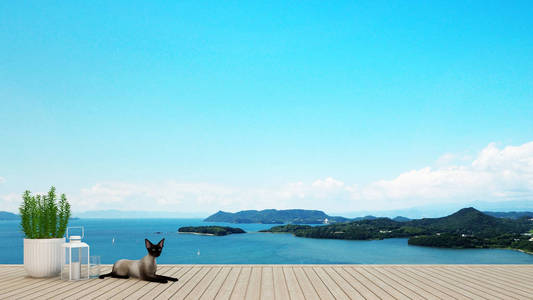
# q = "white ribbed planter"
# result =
<box><xmin>24</xmin><ymin>238</ymin><xmax>65</xmax><ymax>278</ymax></box>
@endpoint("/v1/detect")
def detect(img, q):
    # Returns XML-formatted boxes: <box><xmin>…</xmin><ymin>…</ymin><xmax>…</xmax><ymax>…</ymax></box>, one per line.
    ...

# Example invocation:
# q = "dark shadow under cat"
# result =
<box><xmin>99</xmin><ymin>238</ymin><xmax>178</xmax><ymax>283</ymax></box>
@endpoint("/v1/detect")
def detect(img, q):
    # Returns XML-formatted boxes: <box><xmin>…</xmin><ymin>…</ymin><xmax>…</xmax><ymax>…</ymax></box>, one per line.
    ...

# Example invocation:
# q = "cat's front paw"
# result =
<box><xmin>161</xmin><ymin>279</ymin><xmax>168</xmax><ymax>284</ymax></box>
<box><xmin>168</xmin><ymin>277</ymin><xmax>178</xmax><ymax>282</ymax></box>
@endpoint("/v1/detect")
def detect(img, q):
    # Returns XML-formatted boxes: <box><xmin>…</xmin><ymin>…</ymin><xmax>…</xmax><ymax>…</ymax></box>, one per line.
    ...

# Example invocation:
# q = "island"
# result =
<box><xmin>178</xmin><ymin>226</ymin><xmax>246</xmax><ymax>236</ymax></box>
<box><xmin>204</xmin><ymin>209</ymin><xmax>349</xmax><ymax>224</ymax></box>
<box><xmin>0</xmin><ymin>211</ymin><xmax>19</xmax><ymax>221</ymax></box>
<box><xmin>260</xmin><ymin>208</ymin><xmax>533</xmax><ymax>253</ymax></box>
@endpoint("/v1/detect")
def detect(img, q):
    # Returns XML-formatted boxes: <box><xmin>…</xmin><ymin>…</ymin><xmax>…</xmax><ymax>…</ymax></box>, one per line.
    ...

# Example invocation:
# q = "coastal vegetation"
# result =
<box><xmin>261</xmin><ymin>208</ymin><xmax>533</xmax><ymax>253</ymax></box>
<box><xmin>19</xmin><ymin>187</ymin><xmax>71</xmax><ymax>239</ymax></box>
<box><xmin>178</xmin><ymin>226</ymin><xmax>246</xmax><ymax>236</ymax></box>
<box><xmin>204</xmin><ymin>209</ymin><xmax>348</xmax><ymax>224</ymax></box>
<box><xmin>408</xmin><ymin>233</ymin><xmax>533</xmax><ymax>252</ymax></box>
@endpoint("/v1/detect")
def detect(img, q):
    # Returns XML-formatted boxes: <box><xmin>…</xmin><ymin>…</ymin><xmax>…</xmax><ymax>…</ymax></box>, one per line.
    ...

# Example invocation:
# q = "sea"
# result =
<box><xmin>1</xmin><ymin>218</ymin><xmax>533</xmax><ymax>264</ymax></box>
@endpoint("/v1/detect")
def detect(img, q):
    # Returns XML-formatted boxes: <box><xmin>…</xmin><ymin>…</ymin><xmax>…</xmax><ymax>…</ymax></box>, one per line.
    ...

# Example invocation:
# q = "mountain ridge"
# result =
<box><xmin>204</xmin><ymin>209</ymin><xmax>349</xmax><ymax>224</ymax></box>
<box><xmin>0</xmin><ymin>211</ymin><xmax>18</xmax><ymax>220</ymax></box>
<box><xmin>261</xmin><ymin>207</ymin><xmax>533</xmax><ymax>252</ymax></box>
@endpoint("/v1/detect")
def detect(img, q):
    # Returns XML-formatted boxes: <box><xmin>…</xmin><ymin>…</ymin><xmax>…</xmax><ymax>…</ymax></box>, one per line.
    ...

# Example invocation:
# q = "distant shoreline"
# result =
<box><xmin>177</xmin><ymin>232</ymin><xmax>216</xmax><ymax>236</ymax></box>
<box><xmin>516</xmin><ymin>248</ymin><xmax>533</xmax><ymax>255</ymax></box>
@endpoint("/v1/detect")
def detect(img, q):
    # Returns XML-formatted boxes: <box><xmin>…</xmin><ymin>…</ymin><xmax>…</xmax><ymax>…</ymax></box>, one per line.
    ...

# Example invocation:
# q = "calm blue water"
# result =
<box><xmin>1</xmin><ymin>219</ymin><xmax>532</xmax><ymax>264</ymax></box>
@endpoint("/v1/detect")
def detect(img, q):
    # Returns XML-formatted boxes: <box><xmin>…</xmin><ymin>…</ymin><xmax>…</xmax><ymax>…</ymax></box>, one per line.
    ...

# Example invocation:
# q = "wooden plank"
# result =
<box><xmin>364</xmin><ymin>266</ymin><xmax>426</xmax><ymax>300</ymax></box>
<box><xmin>60</xmin><ymin>268</ymin><xmax>122</xmax><ymax>300</ymax></box>
<box><xmin>272</xmin><ymin>267</ymin><xmax>290</xmax><ymax>300</ymax></box>
<box><xmin>151</xmin><ymin>266</ymin><xmax>203</xmax><ymax>300</ymax></box>
<box><xmin>425</xmin><ymin>266</ymin><xmax>509</xmax><ymax>299</ymax></box>
<box><xmin>229</xmin><ymin>266</ymin><xmax>251</xmax><ymax>300</ymax></box>
<box><xmin>7</xmin><ymin>277</ymin><xmax>64</xmax><ymax>299</ymax></box>
<box><xmin>0</xmin><ymin>267</ymin><xmax>24</xmax><ymax>275</ymax></box>
<box><xmin>455</xmin><ymin>266</ymin><xmax>533</xmax><ymax>295</ymax></box>
<box><xmin>161</xmin><ymin>267</ymin><xmax>211</xmax><ymax>299</ymax></box>
<box><xmin>0</xmin><ymin>278</ymin><xmax>58</xmax><ymax>299</ymax></box>
<box><xmin>354</xmin><ymin>267</ymin><xmax>408</xmax><ymax>300</ymax></box>
<box><xmin>0</xmin><ymin>267</ymin><xmax>26</xmax><ymax>279</ymax></box>
<box><xmin>313</xmin><ymin>266</ymin><xmax>350</xmax><ymax>300</ymax></box>
<box><xmin>0</xmin><ymin>275</ymin><xmax>51</xmax><ymax>295</ymax></box>
<box><xmin>292</xmin><ymin>267</ymin><xmax>320</xmax><ymax>300</ymax></box>
<box><xmin>283</xmin><ymin>266</ymin><xmax>305</xmax><ymax>300</ymax></box>
<box><xmin>302</xmin><ymin>266</ymin><xmax>336</xmax><ymax>299</ymax></box>
<box><xmin>344</xmin><ymin>267</ymin><xmax>394</xmax><ymax>300</ymax></box>
<box><xmin>393</xmin><ymin>266</ymin><xmax>467</xmax><ymax>299</ymax></box>
<box><xmin>323</xmin><ymin>266</ymin><xmax>365</xmax><ymax>300</ymax></box>
<box><xmin>127</xmin><ymin>266</ymin><xmax>185</xmax><ymax>299</ymax></box>
<box><xmin>408</xmin><ymin>266</ymin><xmax>481</xmax><ymax>299</ymax></box>
<box><xmin>438</xmin><ymin>266</ymin><xmax>532</xmax><ymax>299</ymax></box>
<box><xmin>85</xmin><ymin>266</ymin><xmax>171</xmax><ymax>300</ymax></box>
<box><xmin>493</xmin><ymin>265</ymin><xmax>533</xmax><ymax>276</ymax></box>
<box><xmin>482</xmin><ymin>266</ymin><xmax>533</xmax><ymax>289</ymax></box>
<box><xmin>484</xmin><ymin>266</ymin><xmax>533</xmax><ymax>287</ymax></box>
<box><xmin>0</xmin><ymin>266</ymin><xmax>21</xmax><ymax>271</ymax></box>
<box><xmin>411</xmin><ymin>266</ymin><xmax>497</xmax><ymax>299</ymax></box>
<box><xmin>30</xmin><ymin>267</ymin><xmax>117</xmax><ymax>299</ymax></box>
<box><xmin>260</xmin><ymin>267</ymin><xmax>274</xmax><ymax>300</ymax></box>
<box><xmin>108</xmin><ymin>266</ymin><xmax>177</xmax><ymax>299</ymax></box>
<box><xmin>199</xmin><ymin>267</ymin><xmax>231</xmax><ymax>300</ymax></box>
<box><xmin>140</xmin><ymin>266</ymin><xmax>195</xmax><ymax>300</ymax></box>
<box><xmin>244</xmin><ymin>266</ymin><xmax>262</xmax><ymax>300</ymax></box>
<box><xmin>0</xmin><ymin>273</ymin><xmax>30</xmax><ymax>289</ymax></box>
<box><xmin>333</xmin><ymin>267</ymin><xmax>380</xmax><ymax>300</ymax></box>
<box><xmin>214</xmin><ymin>267</ymin><xmax>241</xmax><ymax>300</ymax></box>
<box><xmin>1</xmin><ymin>265</ymin><xmax>533</xmax><ymax>300</ymax></box>
<box><xmin>2</xmin><ymin>266</ymin><xmax>114</xmax><ymax>298</ymax></box>
<box><xmin>89</xmin><ymin>276</ymin><xmax>146</xmax><ymax>300</ymax></box>
<box><xmin>372</xmin><ymin>266</ymin><xmax>441</xmax><ymax>300</ymax></box>
<box><xmin>185</xmin><ymin>266</ymin><xmax>223</xmax><ymax>299</ymax></box>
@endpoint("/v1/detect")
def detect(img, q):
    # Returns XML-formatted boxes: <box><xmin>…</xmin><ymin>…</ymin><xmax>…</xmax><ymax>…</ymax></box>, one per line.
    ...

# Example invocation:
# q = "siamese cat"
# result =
<box><xmin>99</xmin><ymin>238</ymin><xmax>178</xmax><ymax>283</ymax></box>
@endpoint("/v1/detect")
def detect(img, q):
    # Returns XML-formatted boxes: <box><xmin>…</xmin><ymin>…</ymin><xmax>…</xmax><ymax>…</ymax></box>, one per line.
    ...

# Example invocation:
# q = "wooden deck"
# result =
<box><xmin>0</xmin><ymin>265</ymin><xmax>531</xmax><ymax>299</ymax></box>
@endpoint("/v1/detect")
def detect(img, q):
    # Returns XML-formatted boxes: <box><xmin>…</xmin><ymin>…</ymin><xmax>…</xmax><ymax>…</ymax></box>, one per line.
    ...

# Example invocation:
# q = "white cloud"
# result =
<box><xmin>77</xmin><ymin>181</ymin><xmax>239</xmax><ymax>211</ymax></box>
<box><xmin>348</xmin><ymin>141</ymin><xmax>533</xmax><ymax>209</ymax></box>
<box><xmin>312</xmin><ymin>177</ymin><xmax>345</xmax><ymax>189</ymax></box>
<box><xmin>436</xmin><ymin>153</ymin><xmax>472</xmax><ymax>166</ymax></box>
<box><xmin>0</xmin><ymin>177</ymin><xmax>5</xmax><ymax>184</ymax></box>
<box><xmin>436</xmin><ymin>153</ymin><xmax>457</xmax><ymax>165</ymax></box>
<box><xmin>67</xmin><ymin>141</ymin><xmax>533</xmax><ymax>213</ymax></box>
<box><xmin>0</xmin><ymin>193</ymin><xmax>21</xmax><ymax>213</ymax></box>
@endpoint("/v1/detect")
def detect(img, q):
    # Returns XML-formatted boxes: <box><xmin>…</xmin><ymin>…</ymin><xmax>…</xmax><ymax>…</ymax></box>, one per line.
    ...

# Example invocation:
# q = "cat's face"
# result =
<box><xmin>145</xmin><ymin>238</ymin><xmax>164</xmax><ymax>257</ymax></box>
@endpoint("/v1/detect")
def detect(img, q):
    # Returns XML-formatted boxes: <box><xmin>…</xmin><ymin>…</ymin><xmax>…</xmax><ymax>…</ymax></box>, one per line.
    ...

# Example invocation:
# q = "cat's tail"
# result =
<box><xmin>99</xmin><ymin>272</ymin><xmax>113</xmax><ymax>279</ymax></box>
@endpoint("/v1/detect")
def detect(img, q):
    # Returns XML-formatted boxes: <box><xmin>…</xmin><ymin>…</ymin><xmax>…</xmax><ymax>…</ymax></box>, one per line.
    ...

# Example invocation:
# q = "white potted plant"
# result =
<box><xmin>19</xmin><ymin>186</ymin><xmax>71</xmax><ymax>277</ymax></box>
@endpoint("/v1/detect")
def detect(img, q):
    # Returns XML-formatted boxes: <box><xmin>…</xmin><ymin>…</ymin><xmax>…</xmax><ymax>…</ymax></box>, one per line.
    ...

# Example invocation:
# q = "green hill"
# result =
<box><xmin>178</xmin><ymin>226</ymin><xmax>245</xmax><ymax>236</ymax></box>
<box><xmin>0</xmin><ymin>211</ymin><xmax>19</xmax><ymax>220</ymax></box>
<box><xmin>392</xmin><ymin>216</ymin><xmax>410</xmax><ymax>222</ymax></box>
<box><xmin>204</xmin><ymin>209</ymin><xmax>348</xmax><ymax>224</ymax></box>
<box><xmin>406</xmin><ymin>207</ymin><xmax>531</xmax><ymax>237</ymax></box>
<box><xmin>261</xmin><ymin>208</ymin><xmax>533</xmax><ymax>252</ymax></box>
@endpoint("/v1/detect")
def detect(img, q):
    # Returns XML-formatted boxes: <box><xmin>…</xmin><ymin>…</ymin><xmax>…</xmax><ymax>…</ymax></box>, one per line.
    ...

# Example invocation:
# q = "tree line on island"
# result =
<box><xmin>178</xmin><ymin>226</ymin><xmax>245</xmax><ymax>236</ymax></box>
<box><xmin>259</xmin><ymin>208</ymin><xmax>533</xmax><ymax>253</ymax></box>
<box><xmin>203</xmin><ymin>208</ymin><xmax>533</xmax><ymax>224</ymax></box>
<box><xmin>204</xmin><ymin>209</ymin><xmax>350</xmax><ymax>224</ymax></box>
<box><xmin>190</xmin><ymin>207</ymin><xmax>533</xmax><ymax>253</ymax></box>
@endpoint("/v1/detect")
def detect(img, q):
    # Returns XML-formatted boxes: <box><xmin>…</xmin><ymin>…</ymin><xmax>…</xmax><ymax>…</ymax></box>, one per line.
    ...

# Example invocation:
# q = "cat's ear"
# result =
<box><xmin>145</xmin><ymin>239</ymin><xmax>153</xmax><ymax>249</ymax></box>
<box><xmin>158</xmin><ymin>238</ymin><xmax>165</xmax><ymax>248</ymax></box>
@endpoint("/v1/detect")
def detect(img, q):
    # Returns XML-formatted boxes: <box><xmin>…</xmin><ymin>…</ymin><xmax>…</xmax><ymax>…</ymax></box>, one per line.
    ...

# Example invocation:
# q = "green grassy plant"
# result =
<box><xmin>19</xmin><ymin>186</ymin><xmax>71</xmax><ymax>239</ymax></box>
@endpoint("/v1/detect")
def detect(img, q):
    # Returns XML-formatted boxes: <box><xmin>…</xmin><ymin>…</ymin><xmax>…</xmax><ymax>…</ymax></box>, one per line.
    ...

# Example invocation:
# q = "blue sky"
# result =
<box><xmin>1</xmin><ymin>1</ymin><xmax>533</xmax><ymax>214</ymax></box>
